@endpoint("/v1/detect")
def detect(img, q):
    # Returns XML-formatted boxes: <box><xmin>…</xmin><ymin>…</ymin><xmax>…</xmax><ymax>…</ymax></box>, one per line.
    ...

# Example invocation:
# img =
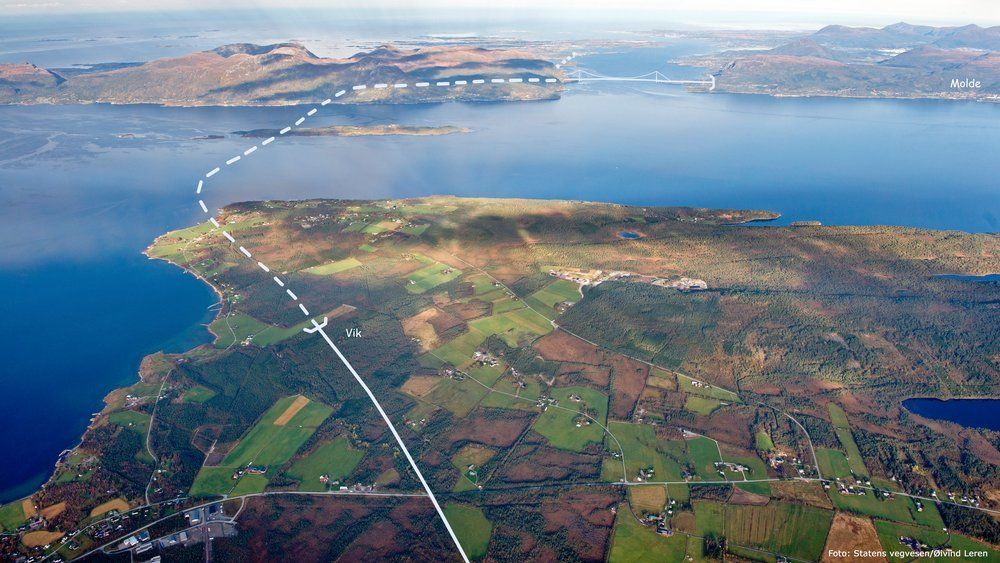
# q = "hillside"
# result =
<box><xmin>6</xmin><ymin>196</ymin><xmax>998</xmax><ymax>560</ymax></box>
<box><xmin>0</xmin><ymin>43</ymin><xmax>563</xmax><ymax>106</ymax></box>
<box><xmin>700</xmin><ymin>23</ymin><xmax>1000</xmax><ymax>100</ymax></box>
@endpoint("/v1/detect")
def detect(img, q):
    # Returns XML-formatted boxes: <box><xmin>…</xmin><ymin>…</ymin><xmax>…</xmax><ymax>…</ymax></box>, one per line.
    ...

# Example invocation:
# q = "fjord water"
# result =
<box><xmin>1</xmin><ymin>82</ymin><xmax>998</xmax><ymax>502</ymax></box>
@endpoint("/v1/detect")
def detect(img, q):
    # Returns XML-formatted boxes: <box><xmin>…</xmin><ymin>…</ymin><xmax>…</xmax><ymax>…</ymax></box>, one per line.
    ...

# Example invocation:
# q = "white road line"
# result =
<box><xmin>321</xmin><ymin>98</ymin><xmax>332</xmax><ymax>105</ymax></box>
<box><xmin>226</xmin><ymin>155</ymin><xmax>241</xmax><ymax>165</ymax></box>
<box><xmin>190</xmin><ymin>76</ymin><xmax>566</xmax><ymax>563</ymax></box>
<box><xmin>309</xmin><ymin>322</ymin><xmax>470</xmax><ymax>563</ymax></box>
<box><xmin>196</xmin><ymin>180</ymin><xmax>203</xmax><ymax>194</ymax></box>
<box><xmin>508</xmin><ymin>78</ymin><xmax>523</xmax><ymax>83</ymax></box>
<box><xmin>209</xmin><ymin>217</ymin><xmax>220</xmax><ymax>228</ymax></box>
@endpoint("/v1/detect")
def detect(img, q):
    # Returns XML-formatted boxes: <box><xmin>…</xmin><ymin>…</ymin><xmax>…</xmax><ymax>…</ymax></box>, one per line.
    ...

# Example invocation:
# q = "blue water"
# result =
<box><xmin>934</xmin><ymin>274</ymin><xmax>1000</xmax><ymax>282</ymax></box>
<box><xmin>903</xmin><ymin>399</ymin><xmax>1000</xmax><ymax>432</ymax></box>
<box><xmin>1</xmin><ymin>45</ymin><xmax>999</xmax><ymax>502</ymax></box>
<box><xmin>619</xmin><ymin>231</ymin><xmax>642</xmax><ymax>239</ymax></box>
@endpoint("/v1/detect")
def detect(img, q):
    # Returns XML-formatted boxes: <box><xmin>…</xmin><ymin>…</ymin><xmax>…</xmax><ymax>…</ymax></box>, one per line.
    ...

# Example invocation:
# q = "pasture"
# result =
<box><xmin>533</xmin><ymin>386</ymin><xmax>609</xmax><ymax>452</ymax></box>
<box><xmin>286</xmin><ymin>436</ymin><xmax>365</xmax><ymax>492</ymax></box>
<box><xmin>444</xmin><ymin>503</ymin><xmax>493</xmax><ymax>559</ymax></box>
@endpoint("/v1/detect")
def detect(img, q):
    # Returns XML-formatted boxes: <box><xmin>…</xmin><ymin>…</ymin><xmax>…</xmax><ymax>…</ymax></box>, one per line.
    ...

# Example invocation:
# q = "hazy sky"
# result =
<box><xmin>3</xmin><ymin>0</ymin><xmax>999</xmax><ymax>27</ymax></box>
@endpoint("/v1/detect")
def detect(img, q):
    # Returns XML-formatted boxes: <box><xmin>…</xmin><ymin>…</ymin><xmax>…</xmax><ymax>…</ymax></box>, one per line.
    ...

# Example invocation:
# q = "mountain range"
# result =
<box><xmin>0</xmin><ymin>43</ymin><xmax>562</xmax><ymax>106</ymax></box>
<box><xmin>703</xmin><ymin>23</ymin><xmax>1000</xmax><ymax>100</ymax></box>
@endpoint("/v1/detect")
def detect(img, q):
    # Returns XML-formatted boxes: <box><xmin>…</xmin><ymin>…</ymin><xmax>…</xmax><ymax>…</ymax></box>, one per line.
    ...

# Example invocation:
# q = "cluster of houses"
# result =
<box><xmin>472</xmin><ymin>350</ymin><xmax>500</xmax><ymax>368</ymax></box>
<box><xmin>231</xmin><ymin>463</ymin><xmax>267</xmax><ymax>480</ymax></box>
<box><xmin>714</xmin><ymin>461</ymin><xmax>750</xmax><ymax>477</ymax></box>
<box><xmin>635</xmin><ymin>467</ymin><xmax>655</xmax><ymax>482</ymax></box>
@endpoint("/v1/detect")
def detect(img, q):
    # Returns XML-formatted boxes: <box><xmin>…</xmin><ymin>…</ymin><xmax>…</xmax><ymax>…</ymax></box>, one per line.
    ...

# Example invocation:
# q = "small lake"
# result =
<box><xmin>903</xmin><ymin>398</ymin><xmax>1000</xmax><ymax>432</ymax></box>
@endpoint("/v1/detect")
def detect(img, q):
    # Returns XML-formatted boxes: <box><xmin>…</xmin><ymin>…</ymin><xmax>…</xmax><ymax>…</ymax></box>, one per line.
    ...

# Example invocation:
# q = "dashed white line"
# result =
<box><xmin>189</xmin><ymin>73</ymin><xmax>565</xmax><ymax>563</ymax></box>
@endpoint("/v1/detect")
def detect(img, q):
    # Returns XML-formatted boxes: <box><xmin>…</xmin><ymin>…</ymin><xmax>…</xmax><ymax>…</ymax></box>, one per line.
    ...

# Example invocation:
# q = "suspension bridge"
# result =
<box><xmin>563</xmin><ymin>68</ymin><xmax>716</xmax><ymax>90</ymax></box>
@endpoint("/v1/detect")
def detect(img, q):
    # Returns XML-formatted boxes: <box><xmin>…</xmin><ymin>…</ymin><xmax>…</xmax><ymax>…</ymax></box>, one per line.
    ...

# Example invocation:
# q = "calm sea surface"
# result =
<box><xmin>1</xmin><ymin>48</ymin><xmax>998</xmax><ymax>501</ymax></box>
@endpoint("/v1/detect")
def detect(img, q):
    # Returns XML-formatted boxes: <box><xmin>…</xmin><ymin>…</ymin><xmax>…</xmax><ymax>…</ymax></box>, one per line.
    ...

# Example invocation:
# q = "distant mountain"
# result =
<box><xmin>0</xmin><ymin>43</ymin><xmax>562</xmax><ymax>106</ymax></box>
<box><xmin>811</xmin><ymin>22</ymin><xmax>1000</xmax><ymax>50</ymax></box>
<box><xmin>711</xmin><ymin>23</ymin><xmax>999</xmax><ymax>101</ymax></box>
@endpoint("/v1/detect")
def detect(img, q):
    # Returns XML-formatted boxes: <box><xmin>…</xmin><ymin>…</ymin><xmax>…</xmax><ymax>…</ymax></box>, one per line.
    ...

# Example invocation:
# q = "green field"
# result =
<box><xmin>444</xmin><ymin>503</ymin><xmax>492</xmax><ymax>560</ymax></box>
<box><xmin>601</xmin><ymin>422</ymin><xmax>684</xmax><ymax>483</ymax></box>
<box><xmin>358</xmin><ymin>243</ymin><xmax>376</xmax><ymax>252</ymax></box>
<box><xmin>755</xmin><ymin>431</ymin><xmax>775</xmax><ymax>452</ymax></box>
<box><xmin>406</xmin><ymin>258</ymin><xmax>463</xmax><ymax>293</ymax></box>
<box><xmin>608</xmin><ymin>505</ymin><xmax>689</xmax><ymax>563</ymax></box>
<box><xmin>429</xmin><ymin>328</ymin><xmax>488</xmax><ymax>368</ymax></box>
<box><xmin>693</xmin><ymin>500</ymin><xmax>726</xmax><ymax>537</ymax></box>
<box><xmin>468</xmin><ymin>308</ymin><xmax>551</xmax><ymax>347</ymax></box>
<box><xmin>479</xmin><ymin>376</ymin><xmax>541</xmax><ymax>411</ymax></box>
<box><xmin>873</xmin><ymin>521</ymin><xmax>1000</xmax><ymax>562</ymax></box>
<box><xmin>303</xmin><ymin>257</ymin><xmax>362</xmax><ymax>275</ymax></box>
<box><xmin>0</xmin><ymin>500</ymin><xmax>25</xmax><ymax>531</ymax></box>
<box><xmin>816</xmin><ymin>447</ymin><xmax>853</xmax><ymax>479</ymax></box>
<box><xmin>209</xmin><ymin>313</ymin><xmax>313</xmax><ymax>349</ymax></box>
<box><xmin>684</xmin><ymin>395</ymin><xmax>723</xmax><ymax>415</ymax></box>
<box><xmin>829</xmin><ymin>484</ymin><xmax>944</xmax><ymax>528</ymax></box>
<box><xmin>686</xmin><ymin>437</ymin><xmax>724</xmax><ymax>480</ymax></box>
<box><xmin>722</xmin><ymin>454</ymin><xmax>771</xmax><ymax>496</ymax></box>
<box><xmin>189</xmin><ymin>395</ymin><xmax>332</xmax><ymax>497</ymax></box>
<box><xmin>828</xmin><ymin>403</ymin><xmax>869</xmax><ymax>476</ymax></box>
<box><xmin>424</xmin><ymin>364</ymin><xmax>505</xmax><ymax>417</ymax></box>
<box><xmin>285</xmin><ymin>436</ymin><xmax>365</xmax><ymax>492</ymax></box>
<box><xmin>183</xmin><ymin>385</ymin><xmax>217</xmax><ymax>404</ymax></box>
<box><xmin>677</xmin><ymin>374</ymin><xmax>740</xmax><ymax>402</ymax></box>
<box><xmin>533</xmin><ymin>386</ymin><xmax>609</xmax><ymax>451</ymax></box>
<box><xmin>722</xmin><ymin>501</ymin><xmax>834</xmax><ymax>561</ymax></box>
<box><xmin>528</xmin><ymin>279</ymin><xmax>581</xmax><ymax>308</ymax></box>
<box><xmin>109</xmin><ymin>410</ymin><xmax>151</xmax><ymax>436</ymax></box>
<box><xmin>401</xmin><ymin>224</ymin><xmax>429</xmax><ymax>236</ymax></box>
